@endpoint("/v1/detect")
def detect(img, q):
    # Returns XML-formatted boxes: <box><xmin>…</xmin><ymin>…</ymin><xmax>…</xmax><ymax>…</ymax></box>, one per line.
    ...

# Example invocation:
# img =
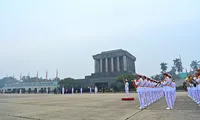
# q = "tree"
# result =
<box><xmin>116</xmin><ymin>74</ymin><xmax>137</xmax><ymax>90</ymax></box>
<box><xmin>169</xmin><ymin>66</ymin><xmax>176</xmax><ymax>76</ymax></box>
<box><xmin>151</xmin><ymin>74</ymin><xmax>162</xmax><ymax>80</ymax></box>
<box><xmin>110</xmin><ymin>82</ymin><xmax>123</xmax><ymax>92</ymax></box>
<box><xmin>173</xmin><ymin>58</ymin><xmax>183</xmax><ymax>73</ymax></box>
<box><xmin>190</xmin><ymin>60</ymin><xmax>200</xmax><ymax>71</ymax></box>
<box><xmin>160</xmin><ymin>63</ymin><xmax>168</xmax><ymax>72</ymax></box>
<box><xmin>58</xmin><ymin>77</ymin><xmax>78</xmax><ymax>88</ymax></box>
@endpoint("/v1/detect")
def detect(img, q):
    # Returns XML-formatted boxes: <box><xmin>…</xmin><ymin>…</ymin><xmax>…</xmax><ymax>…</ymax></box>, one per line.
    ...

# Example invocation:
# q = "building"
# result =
<box><xmin>2</xmin><ymin>49</ymin><xmax>136</xmax><ymax>91</ymax></box>
<box><xmin>3</xmin><ymin>80</ymin><xmax>58</xmax><ymax>93</ymax></box>
<box><xmin>75</xmin><ymin>49</ymin><xmax>136</xmax><ymax>88</ymax></box>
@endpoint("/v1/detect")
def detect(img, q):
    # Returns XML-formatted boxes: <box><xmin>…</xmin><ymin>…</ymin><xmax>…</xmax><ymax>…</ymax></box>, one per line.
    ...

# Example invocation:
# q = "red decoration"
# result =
<box><xmin>121</xmin><ymin>97</ymin><xmax>134</xmax><ymax>101</ymax></box>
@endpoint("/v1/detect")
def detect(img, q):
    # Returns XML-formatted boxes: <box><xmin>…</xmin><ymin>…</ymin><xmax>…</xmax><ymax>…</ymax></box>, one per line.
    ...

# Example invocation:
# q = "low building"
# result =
<box><xmin>3</xmin><ymin>80</ymin><xmax>58</xmax><ymax>92</ymax></box>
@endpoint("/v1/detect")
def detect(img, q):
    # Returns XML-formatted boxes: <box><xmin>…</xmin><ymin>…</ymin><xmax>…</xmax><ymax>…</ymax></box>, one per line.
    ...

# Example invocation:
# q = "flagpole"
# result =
<box><xmin>179</xmin><ymin>54</ymin><xmax>183</xmax><ymax>73</ymax></box>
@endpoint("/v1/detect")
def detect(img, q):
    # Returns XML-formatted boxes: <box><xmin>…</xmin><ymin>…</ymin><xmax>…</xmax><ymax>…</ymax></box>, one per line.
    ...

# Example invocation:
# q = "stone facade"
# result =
<box><xmin>82</xmin><ymin>49</ymin><xmax>136</xmax><ymax>88</ymax></box>
<box><xmin>93</xmin><ymin>49</ymin><xmax>136</xmax><ymax>74</ymax></box>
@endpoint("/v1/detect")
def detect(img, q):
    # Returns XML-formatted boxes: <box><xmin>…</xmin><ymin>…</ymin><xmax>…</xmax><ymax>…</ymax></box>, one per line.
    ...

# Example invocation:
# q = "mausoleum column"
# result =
<box><xmin>111</xmin><ymin>57</ymin><xmax>114</xmax><ymax>72</ymax></box>
<box><xmin>105</xmin><ymin>58</ymin><xmax>108</xmax><ymax>72</ymax></box>
<box><xmin>117</xmin><ymin>57</ymin><xmax>120</xmax><ymax>72</ymax></box>
<box><xmin>123</xmin><ymin>56</ymin><xmax>127</xmax><ymax>71</ymax></box>
<box><xmin>100</xmin><ymin>59</ymin><xmax>103</xmax><ymax>73</ymax></box>
<box><xmin>94</xmin><ymin>59</ymin><xmax>100</xmax><ymax>73</ymax></box>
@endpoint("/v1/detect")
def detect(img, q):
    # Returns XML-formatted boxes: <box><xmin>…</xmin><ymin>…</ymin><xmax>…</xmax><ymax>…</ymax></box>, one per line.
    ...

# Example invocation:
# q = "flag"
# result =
<box><xmin>179</xmin><ymin>54</ymin><xmax>183</xmax><ymax>72</ymax></box>
<box><xmin>20</xmin><ymin>73</ymin><xmax>22</xmax><ymax>80</ymax></box>
<box><xmin>56</xmin><ymin>69</ymin><xmax>58</xmax><ymax>78</ymax></box>
<box><xmin>46</xmin><ymin>70</ymin><xmax>48</xmax><ymax>80</ymax></box>
<box><xmin>36</xmin><ymin>71</ymin><xmax>38</xmax><ymax>78</ymax></box>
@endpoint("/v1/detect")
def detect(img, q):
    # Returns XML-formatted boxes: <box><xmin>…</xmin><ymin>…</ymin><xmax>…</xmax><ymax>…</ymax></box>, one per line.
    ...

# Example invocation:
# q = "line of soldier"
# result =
<box><xmin>130</xmin><ymin>73</ymin><xmax>176</xmax><ymax>110</ymax></box>
<box><xmin>184</xmin><ymin>69</ymin><xmax>200</xmax><ymax>106</ymax></box>
<box><xmin>161</xmin><ymin>73</ymin><xmax>176</xmax><ymax>110</ymax></box>
<box><xmin>61</xmin><ymin>86</ymin><xmax>98</xmax><ymax>95</ymax></box>
<box><xmin>132</xmin><ymin>75</ymin><xmax>164</xmax><ymax>110</ymax></box>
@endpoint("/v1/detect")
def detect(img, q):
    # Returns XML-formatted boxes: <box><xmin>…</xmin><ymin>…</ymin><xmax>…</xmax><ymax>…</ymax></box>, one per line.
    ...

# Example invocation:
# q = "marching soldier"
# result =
<box><xmin>133</xmin><ymin>74</ymin><xmax>145</xmax><ymax>109</ymax></box>
<box><xmin>196</xmin><ymin>69</ymin><xmax>200</xmax><ymax>106</ymax></box>
<box><xmin>161</xmin><ymin>73</ymin><xmax>173</xmax><ymax>110</ymax></box>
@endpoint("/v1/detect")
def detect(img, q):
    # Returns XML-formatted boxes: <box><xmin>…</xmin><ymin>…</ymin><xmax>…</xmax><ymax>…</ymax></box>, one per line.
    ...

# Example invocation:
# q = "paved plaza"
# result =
<box><xmin>0</xmin><ymin>92</ymin><xmax>199</xmax><ymax>120</ymax></box>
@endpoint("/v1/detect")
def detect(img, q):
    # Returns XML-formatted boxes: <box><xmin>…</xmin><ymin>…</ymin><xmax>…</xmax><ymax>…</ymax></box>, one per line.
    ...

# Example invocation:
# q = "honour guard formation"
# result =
<box><xmin>184</xmin><ymin>69</ymin><xmax>200</xmax><ymax>106</ymax></box>
<box><xmin>131</xmin><ymin>73</ymin><xmax>176</xmax><ymax>110</ymax></box>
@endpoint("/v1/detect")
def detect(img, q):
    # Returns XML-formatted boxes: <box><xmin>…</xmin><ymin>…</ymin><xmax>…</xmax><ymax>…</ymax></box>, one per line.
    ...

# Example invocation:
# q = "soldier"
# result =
<box><xmin>133</xmin><ymin>74</ymin><xmax>145</xmax><ymax>109</ymax></box>
<box><xmin>89</xmin><ymin>87</ymin><xmax>92</xmax><ymax>94</ymax></box>
<box><xmin>95</xmin><ymin>86</ymin><xmax>98</xmax><ymax>94</ymax></box>
<box><xmin>62</xmin><ymin>86</ymin><xmax>65</xmax><ymax>95</ymax></box>
<box><xmin>123</xmin><ymin>78</ymin><xmax>129</xmax><ymax>98</ymax></box>
<box><xmin>142</xmin><ymin>76</ymin><xmax>148</xmax><ymax>107</ymax></box>
<box><xmin>161</xmin><ymin>73</ymin><xmax>173</xmax><ymax>110</ymax></box>
<box><xmin>19</xmin><ymin>89</ymin><xmax>22</xmax><ymax>94</ymax></box>
<box><xmin>72</xmin><ymin>87</ymin><xmax>74</xmax><ymax>94</ymax></box>
<box><xmin>80</xmin><ymin>87</ymin><xmax>83</xmax><ymax>94</ymax></box>
<box><xmin>195</xmin><ymin>69</ymin><xmax>200</xmax><ymax>106</ymax></box>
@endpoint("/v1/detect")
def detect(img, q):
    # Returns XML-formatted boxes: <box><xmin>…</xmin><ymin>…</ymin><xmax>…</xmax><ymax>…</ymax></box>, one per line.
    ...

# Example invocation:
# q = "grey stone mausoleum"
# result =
<box><xmin>75</xmin><ymin>49</ymin><xmax>136</xmax><ymax>88</ymax></box>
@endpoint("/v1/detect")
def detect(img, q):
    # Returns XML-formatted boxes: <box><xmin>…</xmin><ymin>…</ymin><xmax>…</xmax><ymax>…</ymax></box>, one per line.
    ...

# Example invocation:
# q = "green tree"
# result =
<box><xmin>173</xmin><ymin>58</ymin><xmax>183</xmax><ymax>73</ymax></box>
<box><xmin>151</xmin><ymin>74</ymin><xmax>161</xmax><ymax>80</ymax></box>
<box><xmin>58</xmin><ymin>77</ymin><xmax>77</xmax><ymax>88</ymax></box>
<box><xmin>169</xmin><ymin>66</ymin><xmax>176</xmax><ymax>76</ymax></box>
<box><xmin>110</xmin><ymin>82</ymin><xmax>123</xmax><ymax>92</ymax></box>
<box><xmin>160</xmin><ymin>62</ymin><xmax>168</xmax><ymax>72</ymax></box>
<box><xmin>190</xmin><ymin>60</ymin><xmax>200</xmax><ymax>71</ymax></box>
<box><xmin>116</xmin><ymin>74</ymin><xmax>137</xmax><ymax>90</ymax></box>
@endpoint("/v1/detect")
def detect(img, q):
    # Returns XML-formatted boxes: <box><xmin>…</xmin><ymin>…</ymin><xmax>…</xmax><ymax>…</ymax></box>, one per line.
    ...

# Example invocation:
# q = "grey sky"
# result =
<box><xmin>0</xmin><ymin>0</ymin><xmax>199</xmax><ymax>79</ymax></box>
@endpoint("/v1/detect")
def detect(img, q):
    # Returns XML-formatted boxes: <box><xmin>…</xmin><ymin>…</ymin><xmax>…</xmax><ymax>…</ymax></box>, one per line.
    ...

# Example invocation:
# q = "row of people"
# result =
<box><xmin>132</xmin><ymin>75</ymin><xmax>164</xmax><ymax>109</ymax></box>
<box><xmin>184</xmin><ymin>69</ymin><xmax>200</xmax><ymax>106</ymax></box>
<box><xmin>161</xmin><ymin>73</ymin><xmax>176</xmax><ymax>110</ymax></box>
<box><xmin>61</xmin><ymin>86</ymin><xmax>98</xmax><ymax>94</ymax></box>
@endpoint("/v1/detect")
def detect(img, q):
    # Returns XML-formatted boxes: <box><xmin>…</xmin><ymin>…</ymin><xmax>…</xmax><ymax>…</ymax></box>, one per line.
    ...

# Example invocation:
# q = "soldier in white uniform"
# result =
<box><xmin>134</xmin><ymin>75</ymin><xmax>145</xmax><ymax>109</ymax></box>
<box><xmin>46</xmin><ymin>88</ymin><xmax>48</xmax><ymax>94</ymax></box>
<box><xmin>124</xmin><ymin>79</ymin><xmax>129</xmax><ymax>98</ymax></box>
<box><xmin>95</xmin><ymin>86</ymin><xmax>98</xmax><ymax>94</ymax></box>
<box><xmin>62</xmin><ymin>86</ymin><xmax>65</xmax><ymax>95</ymax></box>
<box><xmin>171</xmin><ymin>79</ymin><xmax>176</xmax><ymax>108</ymax></box>
<box><xmin>142</xmin><ymin>76</ymin><xmax>148</xmax><ymax>107</ymax></box>
<box><xmin>72</xmin><ymin>87</ymin><xmax>74</xmax><ymax>94</ymax></box>
<box><xmin>161</xmin><ymin>73</ymin><xmax>173</xmax><ymax>110</ymax></box>
<box><xmin>197</xmin><ymin>77</ymin><xmax>200</xmax><ymax>106</ymax></box>
<box><xmin>80</xmin><ymin>87</ymin><xmax>83</xmax><ymax>94</ymax></box>
<box><xmin>89</xmin><ymin>87</ymin><xmax>92</xmax><ymax>94</ymax></box>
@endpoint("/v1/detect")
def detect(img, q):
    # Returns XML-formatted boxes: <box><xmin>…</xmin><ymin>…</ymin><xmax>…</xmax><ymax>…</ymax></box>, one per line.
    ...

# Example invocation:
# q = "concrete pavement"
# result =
<box><xmin>0</xmin><ymin>92</ymin><xmax>199</xmax><ymax>120</ymax></box>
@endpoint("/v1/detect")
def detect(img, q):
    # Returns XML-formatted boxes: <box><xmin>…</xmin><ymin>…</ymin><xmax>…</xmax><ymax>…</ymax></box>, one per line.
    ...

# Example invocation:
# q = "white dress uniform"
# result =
<box><xmin>162</xmin><ymin>76</ymin><xmax>173</xmax><ymax>110</ymax></box>
<box><xmin>135</xmin><ymin>78</ymin><xmax>145</xmax><ymax>109</ymax></box>
<box><xmin>125</xmin><ymin>81</ymin><xmax>129</xmax><ymax>98</ymax></box>
<box><xmin>62</xmin><ymin>87</ymin><xmax>65</xmax><ymax>95</ymax></box>
<box><xmin>196</xmin><ymin>77</ymin><xmax>200</xmax><ymax>105</ymax></box>
<box><xmin>80</xmin><ymin>87</ymin><xmax>83</xmax><ymax>94</ymax></box>
<box><xmin>170</xmin><ymin>81</ymin><xmax>176</xmax><ymax>108</ymax></box>
<box><xmin>95</xmin><ymin>86</ymin><xmax>98</xmax><ymax>94</ymax></box>
<box><xmin>89</xmin><ymin>87</ymin><xmax>92</xmax><ymax>94</ymax></box>
<box><xmin>19</xmin><ymin>89</ymin><xmax>22</xmax><ymax>94</ymax></box>
<box><xmin>72</xmin><ymin>87</ymin><xmax>74</xmax><ymax>94</ymax></box>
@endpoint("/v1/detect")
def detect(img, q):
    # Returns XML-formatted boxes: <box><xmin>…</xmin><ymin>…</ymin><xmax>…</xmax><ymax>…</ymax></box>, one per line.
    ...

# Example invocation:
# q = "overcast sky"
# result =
<box><xmin>0</xmin><ymin>0</ymin><xmax>199</xmax><ymax>79</ymax></box>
